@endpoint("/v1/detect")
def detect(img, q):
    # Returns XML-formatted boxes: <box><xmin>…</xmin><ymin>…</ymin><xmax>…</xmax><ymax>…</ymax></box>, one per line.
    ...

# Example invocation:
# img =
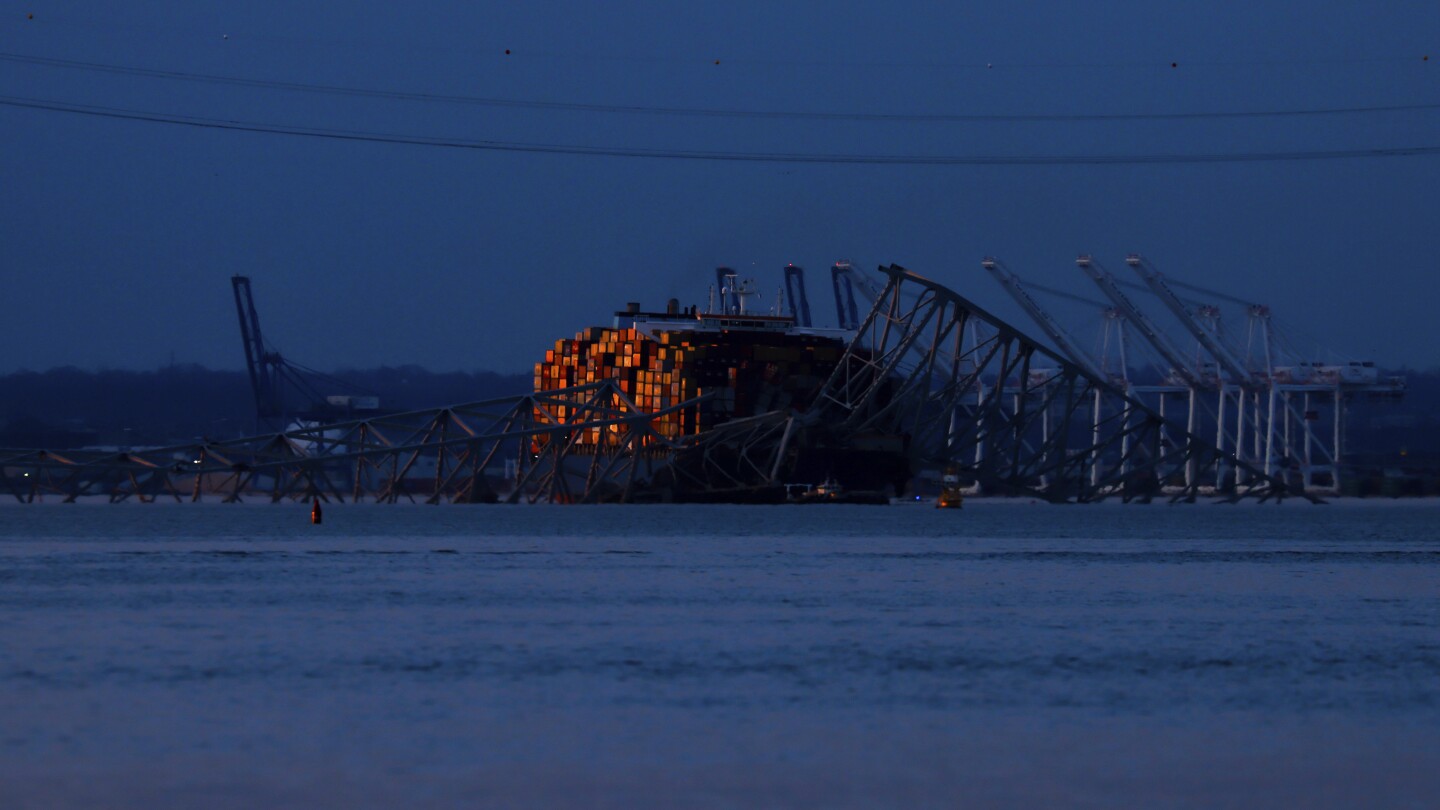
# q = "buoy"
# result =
<box><xmin>311</xmin><ymin>496</ymin><xmax>323</xmax><ymax>524</ymax></box>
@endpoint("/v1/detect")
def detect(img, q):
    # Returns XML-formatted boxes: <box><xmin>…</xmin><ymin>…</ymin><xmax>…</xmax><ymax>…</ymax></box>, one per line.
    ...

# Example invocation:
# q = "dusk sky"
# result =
<box><xmin>3</xmin><ymin>3</ymin><xmax>1437</xmax><ymax>374</ymax></box>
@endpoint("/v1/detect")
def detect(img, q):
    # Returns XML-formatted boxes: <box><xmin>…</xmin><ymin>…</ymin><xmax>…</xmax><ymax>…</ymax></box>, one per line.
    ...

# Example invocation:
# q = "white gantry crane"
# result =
<box><xmin>1122</xmin><ymin>254</ymin><xmax>1265</xmax><ymax>488</ymax></box>
<box><xmin>1076</xmin><ymin>255</ymin><xmax>1219</xmax><ymax>488</ymax></box>
<box><xmin>973</xmin><ymin>253</ymin><xmax>1401</xmax><ymax>495</ymax></box>
<box><xmin>983</xmin><ymin>258</ymin><xmax>1108</xmax><ymax>381</ymax></box>
<box><xmin>1121</xmin><ymin>256</ymin><xmax>1406</xmax><ymax>493</ymax></box>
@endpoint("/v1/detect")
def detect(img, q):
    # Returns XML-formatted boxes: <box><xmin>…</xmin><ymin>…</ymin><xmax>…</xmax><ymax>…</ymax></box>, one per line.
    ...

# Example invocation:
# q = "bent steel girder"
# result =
<box><xmin>0</xmin><ymin>448</ymin><xmax>195</xmax><ymax>504</ymax></box>
<box><xmin>664</xmin><ymin>410</ymin><xmax>796</xmax><ymax>496</ymax></box>
<box><xmin>2</xmin><ymin>267</ymin><xmax>1316</xmax><ymax>506</ymax></box>
<box><xmin>509</xmin><ymin>381</ymin><xmax>705</xmax><ymax>504</ymax></box>
<box><xmin>808</xmin><ymin>265</ymin><xmax>1311</xmax><ymax>502</ymax></box>
<box><xmin>1</xmin><ymin>381</ymin><xmax>710</xmax><ymax>505</ymax></box>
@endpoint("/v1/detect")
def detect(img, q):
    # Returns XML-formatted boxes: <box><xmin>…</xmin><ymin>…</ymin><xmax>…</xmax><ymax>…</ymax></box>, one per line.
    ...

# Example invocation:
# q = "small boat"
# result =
<box><xmin>936</xmin><ymin>465</ymin><xmax>964</xmax><ymax>509</ymax></box>
<box><xmin>790</xmin><ymin>478</ymin><xmax>889</xmax><ymax>505</ymax></box>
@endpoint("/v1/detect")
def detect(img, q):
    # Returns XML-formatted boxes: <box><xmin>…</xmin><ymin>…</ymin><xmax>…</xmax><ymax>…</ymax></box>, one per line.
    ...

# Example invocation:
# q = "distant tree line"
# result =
<box><xmin>0</xmin><ymin>365</ymin><xmax>529</xmax><ymax>448</ymax></box>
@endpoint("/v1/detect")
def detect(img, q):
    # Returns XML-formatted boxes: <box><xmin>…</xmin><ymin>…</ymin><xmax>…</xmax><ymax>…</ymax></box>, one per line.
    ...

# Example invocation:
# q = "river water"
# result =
<box><xmin>1</xmin><ymin>500</ymin><xmax>1437</xmax><ymax>808</ymax></box>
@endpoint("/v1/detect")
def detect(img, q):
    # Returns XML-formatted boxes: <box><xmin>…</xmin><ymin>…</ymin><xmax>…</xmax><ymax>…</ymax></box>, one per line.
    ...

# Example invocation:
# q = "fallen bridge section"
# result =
<box><xmin>798</xmin><ymin>264</ymin><xmax>1316</xmax><ymax>503</ymax></box>
<box><xmin>2</xmin><ymin>266</ymin><xmax>1317</xmax><ymax>505</ymax></box>
<box><xmin>0</xmin><ymin>380</ymin><xmax>709</xmax><ymax>505</ymax></box>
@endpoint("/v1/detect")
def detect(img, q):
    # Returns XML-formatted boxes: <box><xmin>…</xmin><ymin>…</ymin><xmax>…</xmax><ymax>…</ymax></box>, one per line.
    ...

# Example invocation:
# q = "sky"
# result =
<box><xmin>2</xmin><ymin>2</ymin><xmax>1438</xmax><ymax>374</ymax></box>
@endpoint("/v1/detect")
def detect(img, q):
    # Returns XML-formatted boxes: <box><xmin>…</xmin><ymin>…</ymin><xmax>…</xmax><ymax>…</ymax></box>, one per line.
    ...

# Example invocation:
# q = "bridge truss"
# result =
<box><xmin>1</xmin><ymin>380</ymin><xmax>706</xmax><ymax>505</ymax></box>
<box><xmin>799</xmin><ymin>265</ymin><xmax>1308</xmax><ymax>502</ymax></box>
<box><xmin>2</xmin><ymin>265</ymin><xmax>1311</xmax><ymax>505</ymax></box>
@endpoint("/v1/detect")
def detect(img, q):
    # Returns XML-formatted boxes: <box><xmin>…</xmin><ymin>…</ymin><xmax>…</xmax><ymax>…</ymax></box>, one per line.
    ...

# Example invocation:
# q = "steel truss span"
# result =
<box><xmin>1</xmin><ymin>381</ymin><xmax>709</xmax><ymax>505</ymax></box>
<box><xmin>802</xmin><ymin>265</ymin><xmax>1311</xmax><ymax>503</ymax></box>
<box><xmin>1</xmin><ymin>266</ymin><xmax>1311</xmax><ymax>505</ymax></box>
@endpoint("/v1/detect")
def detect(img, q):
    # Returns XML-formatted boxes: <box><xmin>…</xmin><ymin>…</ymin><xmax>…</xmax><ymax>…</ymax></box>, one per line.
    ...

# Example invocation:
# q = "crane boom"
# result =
<box><xmin>830</xmin><ymin>262</ymin><xmax>863</xmax><ymax>329</ymax></box>
<box><xmin>1125</xmin><ymin>255</ymin><xmax>1253</xmax><ymax>384</ymax></box>
<box><xmin>230</xmin><ymin>275</ymin><xmax>284</xmax><ymax>421</ymax></box>
<box><xmin>1077</xmin><ymin>256</ymin><xmax>1208</xmax><ymax>389</ymax></box>
<box><xmin>982</xmin><ymin>258</ymin><xmax>1106</xmax><ymax>380</ymax></box>
<box><xmin>228</xmin><ymin>277</ymin><xmax>381</xmax><ymax>432</ymax></box>
<box><xmin>782</xmin><ymin>264</ymin><xmax>813</xmax><ymax>327</ymax></box>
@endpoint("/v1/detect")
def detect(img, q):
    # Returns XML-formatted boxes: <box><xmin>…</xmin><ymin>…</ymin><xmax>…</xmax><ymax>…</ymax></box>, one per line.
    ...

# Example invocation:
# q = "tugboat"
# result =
<box><xmin>936</xmin><ymin>465</ymin><xmax>964</xmax><ymax>509</ymax></box>
<box><xmin>791</xmin><ymin>477</ymin><xmax>890</xmax><ymax>505</ymax></box>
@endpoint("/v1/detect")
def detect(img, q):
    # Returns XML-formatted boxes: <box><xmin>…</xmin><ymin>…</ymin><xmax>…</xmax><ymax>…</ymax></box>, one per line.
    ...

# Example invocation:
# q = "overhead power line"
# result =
<box><xmin>5</xmin><ymin>95</ymin><xmax>1440</xmax><ymax>165</ymax></box>
<box><xmin>3</xmin><ymin>52</ymin><xmax>1439</xmax><ymax>123</ymax></box>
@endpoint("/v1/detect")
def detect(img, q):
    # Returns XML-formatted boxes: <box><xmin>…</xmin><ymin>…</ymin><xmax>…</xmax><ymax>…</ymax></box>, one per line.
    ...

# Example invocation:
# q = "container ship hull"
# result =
<box><xmin>533</xmin><ymin>301</ymin><xmax>912</xmax><ymax>502</ymax></box>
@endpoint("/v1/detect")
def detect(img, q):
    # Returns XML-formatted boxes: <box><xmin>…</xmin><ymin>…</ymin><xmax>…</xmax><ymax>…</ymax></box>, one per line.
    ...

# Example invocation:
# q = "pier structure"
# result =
<box><xmin>986</xmin><ymin>255</ymin><xmax>1405</xmax><ymax>495</ymax></box>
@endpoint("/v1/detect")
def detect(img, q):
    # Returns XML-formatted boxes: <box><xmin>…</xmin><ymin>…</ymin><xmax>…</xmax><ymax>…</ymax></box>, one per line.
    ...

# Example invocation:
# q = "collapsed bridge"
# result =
<box><xmin>2</xmin><ymin>265</ymin><xmax>1308</xmax><ymax>504</ymax></box>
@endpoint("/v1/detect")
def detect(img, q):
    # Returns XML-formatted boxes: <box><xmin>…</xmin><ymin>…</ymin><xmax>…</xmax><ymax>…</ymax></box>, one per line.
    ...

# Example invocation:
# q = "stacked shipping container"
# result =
<box><xmin>533</xmin><ymin>324</ymin><xmax>847</xmax><ymax>449</ymax></box>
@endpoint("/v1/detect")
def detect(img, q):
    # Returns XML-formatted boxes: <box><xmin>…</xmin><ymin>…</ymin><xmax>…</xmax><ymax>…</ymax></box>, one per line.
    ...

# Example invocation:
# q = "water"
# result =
<box><xmin>2</xmin><ymin>501</ymin><xmax>1437</xmax><ymax>808</ymax></box>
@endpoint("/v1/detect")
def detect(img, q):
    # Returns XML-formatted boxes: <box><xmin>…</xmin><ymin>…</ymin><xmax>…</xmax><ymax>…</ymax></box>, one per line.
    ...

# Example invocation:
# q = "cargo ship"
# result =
<box><xmin>532</xmin><ymin>272</ymin><xmax>913</xmax><ymax>502</ymax></box>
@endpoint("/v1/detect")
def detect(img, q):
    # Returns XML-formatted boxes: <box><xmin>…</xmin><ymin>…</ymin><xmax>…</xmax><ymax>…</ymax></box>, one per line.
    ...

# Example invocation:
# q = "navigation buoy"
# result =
<box><xmin>311</xmin><ymin>496</ymin><xmax>323</xmax><ymax>524</ymax></box>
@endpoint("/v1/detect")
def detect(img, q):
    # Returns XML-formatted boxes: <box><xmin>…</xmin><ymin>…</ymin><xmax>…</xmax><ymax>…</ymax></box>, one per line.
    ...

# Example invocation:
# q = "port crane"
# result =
<box><xmin>1121</xmin><ymin>254</ymin><xmax>1268</xmax><ymax>487</ymax></box>
<box><xmin>983</xmin><ymin>258</ymin><xmax>1107</xmax><ymax>381</ymax></box>
<box><xmin>1077</xmin><ymin>257</ymin><xmax>1208</xmax><ymax>390</ymax></box>
<box><xmin>985</xmin><ymin>258</ymin><xmax>1149</xmax><ymax>486</ymax></box>
<box><xmin>1126</xmin><ymin>255</ymin><xmax>1254</xmax><ymax>385</ymax></box>
<box><xmin>231</xmin><ymin>275</ymin><xmax>285</xmax><ymax>428</ymax></box>
<box><xmin>1076</xmin><ymin>256</ymin><xmax>1224</xmax><ymax>487</ymax></box>
<box><xmin>1061</xmin><ymin>256</ymin><xmax>1406</xmax><ymax>493</ymax></box>
<box><xmin>782</xmin><ymin>264</ymin><xmax>814</xmax><ymax>327</ymax></box>
<box><xmin>1129</xmin><ymin>263</ymin><xmax>1404</xmax><ymax>490</ymax></box>
<box><xmin>830</xmin><ymin>261</ymin><xmax>882</xmax><ymax>330</ymax></box>
<box><xmin>230</xmin><ymin>276</ymin><xmax>378</xmax><ymax>433</ymax></box>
